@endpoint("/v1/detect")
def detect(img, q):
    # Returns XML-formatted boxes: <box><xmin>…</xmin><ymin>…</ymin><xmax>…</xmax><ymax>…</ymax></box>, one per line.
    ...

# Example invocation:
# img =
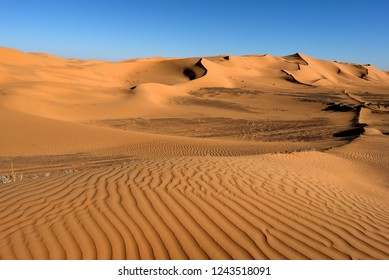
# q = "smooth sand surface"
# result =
<box><xmin>1</xmin><ymin>47</ymin><xmax>389</xmax><ymax>259</ymax></box>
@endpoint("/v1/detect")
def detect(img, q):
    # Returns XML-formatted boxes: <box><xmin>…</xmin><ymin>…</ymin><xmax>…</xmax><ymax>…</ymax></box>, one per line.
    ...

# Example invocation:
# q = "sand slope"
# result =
<box><xmin>1</xmin><ymin>153</ymin><xmax>389</xmax><ymax>260</ymax></box>
<box><xmin>1</xmin><ymin>47</ymin><xmax>389</xmax><ymax>259</ymax></box>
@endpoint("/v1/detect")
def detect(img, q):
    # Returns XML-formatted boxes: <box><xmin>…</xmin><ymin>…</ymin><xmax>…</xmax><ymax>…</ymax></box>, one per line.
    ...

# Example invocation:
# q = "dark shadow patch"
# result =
<box><xmin>359</xmin><ymin>68</ymin><xmax>368</xmax><ymax>79</ymax></box>
<box><xmin>183</xmin><ymin>58</ymin><xmax>208</xmax><ymax>80</ymax></box>
<box><xmin>333</xmin><ymin>125</ymin><xmax>365</xmax><ymax>138</ymax></box>
<box><xmin>323</xmin><ymin>103</ymin><xmax>354</xmax><ymax>112</ymax></box>
<box><xmin>195</xmin><ymin>58</ymin><xmax>208</xmax><ymax>76</ymax></box>
<box><xmin>183</xmin><ymin>68</ymin><xmax>197</xmax><ymax>80</ymax></box>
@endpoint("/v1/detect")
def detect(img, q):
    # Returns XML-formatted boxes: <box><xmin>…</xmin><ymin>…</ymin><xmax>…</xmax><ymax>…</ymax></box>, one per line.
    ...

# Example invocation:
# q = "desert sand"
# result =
<box><xmin>1</xmin><ymin>46</ymin><xmax>389</xmax><ymax>259</ymax></box>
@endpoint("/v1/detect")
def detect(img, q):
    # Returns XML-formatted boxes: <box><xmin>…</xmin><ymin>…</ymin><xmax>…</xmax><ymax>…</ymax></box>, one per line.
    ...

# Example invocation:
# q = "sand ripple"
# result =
<box><xmin>1</xmin><ymin>154</ymin><xmax>389</xmax><ymax>260</ymax></box>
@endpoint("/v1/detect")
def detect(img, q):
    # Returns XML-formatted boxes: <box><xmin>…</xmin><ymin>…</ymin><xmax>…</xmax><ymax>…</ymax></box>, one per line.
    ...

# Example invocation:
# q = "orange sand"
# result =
<box><xmin>1</xmin><ymin>47</ymin><xmax>389</xmax><ymax>259</ymax></box>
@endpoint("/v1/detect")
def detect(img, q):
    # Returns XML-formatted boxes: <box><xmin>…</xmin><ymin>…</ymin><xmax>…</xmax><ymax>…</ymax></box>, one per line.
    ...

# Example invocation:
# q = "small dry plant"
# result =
<box><xmin>11</xmin><ymin>158</ymin><xmax>16</xmax><ymax>183</ymax></box>
<box><xmin>0</xmin><ymin>158</ymin><xmax>21</xmax><ymax>184</ymax></box>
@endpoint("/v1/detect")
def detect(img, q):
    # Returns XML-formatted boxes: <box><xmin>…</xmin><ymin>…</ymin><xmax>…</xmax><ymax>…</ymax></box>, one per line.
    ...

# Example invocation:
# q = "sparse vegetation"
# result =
<box><xmin>0</xmin><ymin>174</ymin><xmax>13</xmax><ymax>184</ymax></box>
<box><xmin>0</xmin><ymin>159</ymin><xmax>22</xmax><ymax>184</ymax></box>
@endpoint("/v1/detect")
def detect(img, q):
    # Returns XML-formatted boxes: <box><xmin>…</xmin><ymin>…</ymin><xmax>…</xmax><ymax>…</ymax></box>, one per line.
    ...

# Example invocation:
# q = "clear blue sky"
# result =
<box><xmin>1</xmin><ymin>0</ymin><xmax>389</xmax><ymax>69</ymax></box>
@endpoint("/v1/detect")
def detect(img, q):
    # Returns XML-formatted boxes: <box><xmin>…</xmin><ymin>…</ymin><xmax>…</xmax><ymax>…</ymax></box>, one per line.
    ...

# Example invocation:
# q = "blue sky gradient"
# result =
<box><xmin>1</xmin><ymin>0</ymin><xmax>389</xmax><ymax>69</ymax></box>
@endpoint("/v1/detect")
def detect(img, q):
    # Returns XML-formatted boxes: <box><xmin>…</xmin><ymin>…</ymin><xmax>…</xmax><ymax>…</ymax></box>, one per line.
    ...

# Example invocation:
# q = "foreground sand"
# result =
<box><xmin>1</xmin><ymin>47</ymin><xmax>389</xmax><ymax>259</ymax></box>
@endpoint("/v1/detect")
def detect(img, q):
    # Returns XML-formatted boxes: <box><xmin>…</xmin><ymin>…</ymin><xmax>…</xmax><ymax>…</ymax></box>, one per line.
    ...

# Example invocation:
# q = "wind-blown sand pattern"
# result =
<box><xmin>1</xmin><ymin>47</ymin><xmax>389</xmax><ymax>259</ymax></box>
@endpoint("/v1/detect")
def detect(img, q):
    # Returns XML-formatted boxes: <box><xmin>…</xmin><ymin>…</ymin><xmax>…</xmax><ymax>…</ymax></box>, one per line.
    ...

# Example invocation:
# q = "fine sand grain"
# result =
<box><xmin>1</xmin><ymin>47</ymin><xmax>389</xmax><ymax>259</ymax></box>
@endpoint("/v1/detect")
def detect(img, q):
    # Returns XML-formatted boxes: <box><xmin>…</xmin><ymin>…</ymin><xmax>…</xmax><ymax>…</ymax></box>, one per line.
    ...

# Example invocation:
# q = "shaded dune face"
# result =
<box><xmin>183</xmin><ymin>59</ymin><xmax>208</xmax><ymax>80</ymax></box>
<box><xmin>1</xmin><ymin>47</ymin><xmax>389</xmax><ymax>260</ymax></box>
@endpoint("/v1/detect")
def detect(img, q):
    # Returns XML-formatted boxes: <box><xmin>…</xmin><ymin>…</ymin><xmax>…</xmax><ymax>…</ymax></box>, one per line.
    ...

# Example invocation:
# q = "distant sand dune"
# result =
<box><xmin>1</xmin><ymin>47</ymin><xmax>389</xmax><ymax>259</ymax></box>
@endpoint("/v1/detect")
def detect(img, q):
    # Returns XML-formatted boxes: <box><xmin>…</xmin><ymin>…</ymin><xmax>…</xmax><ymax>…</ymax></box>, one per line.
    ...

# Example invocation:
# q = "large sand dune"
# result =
<box><xmin>1</xmin><ymin>46</ymin><xmax>389</xmax><ymax>259</ymax></box>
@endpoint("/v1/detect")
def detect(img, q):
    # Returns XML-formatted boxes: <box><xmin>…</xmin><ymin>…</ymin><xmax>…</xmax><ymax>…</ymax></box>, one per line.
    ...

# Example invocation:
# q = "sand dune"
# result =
<box><xmin>1</xmin><ymin>47</ymin><xmax>389</xmax><ymax>259</ymax></box>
